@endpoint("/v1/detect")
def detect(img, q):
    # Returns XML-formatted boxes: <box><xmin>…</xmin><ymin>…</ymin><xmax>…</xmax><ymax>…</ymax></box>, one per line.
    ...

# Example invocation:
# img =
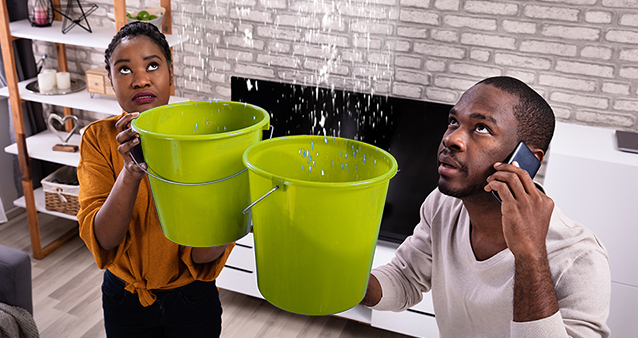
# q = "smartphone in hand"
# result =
<box><xmin>492</xmin><ymin>141</ymin><xmax>541</xmax><ymax>203</ymax></box>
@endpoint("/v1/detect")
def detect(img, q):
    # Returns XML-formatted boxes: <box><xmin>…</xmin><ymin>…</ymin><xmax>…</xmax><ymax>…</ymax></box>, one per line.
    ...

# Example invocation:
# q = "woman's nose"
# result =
<box><xmin>442</xmin><ymin>128</ymin><xmax>466</xmax><ymax>152</ymax></box>
<box><xmin>132</xmin><ymin>72</ymin><xmax>151</xmax><ymax>88</ymax></box>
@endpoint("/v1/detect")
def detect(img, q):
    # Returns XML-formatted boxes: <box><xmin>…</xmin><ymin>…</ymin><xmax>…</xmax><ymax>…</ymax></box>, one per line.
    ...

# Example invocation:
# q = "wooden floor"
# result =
<box><xmin>0</xmin><ymin>209</ymin><xmax>413</xmax><ymax>338</ymax></box>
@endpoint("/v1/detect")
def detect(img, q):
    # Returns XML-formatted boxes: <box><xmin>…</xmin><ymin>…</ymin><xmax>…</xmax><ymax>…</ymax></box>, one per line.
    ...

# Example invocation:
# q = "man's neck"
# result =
<box><xmin>462</xmin><ymin>193</ymin><xmax>508</xmax><ymax>261</ymax></box>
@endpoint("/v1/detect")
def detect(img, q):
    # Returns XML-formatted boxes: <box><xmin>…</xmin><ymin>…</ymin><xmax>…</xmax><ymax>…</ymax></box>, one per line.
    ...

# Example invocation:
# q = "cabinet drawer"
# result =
<box><xmin>236</xmin><ymin>232</ymin><xmax>254</xmax><ymax>247</ymax></box>
<box><xmin>86</xmin><ymin>73</ymin><xmax>105</xmax><ymax>93</ymax></box>
<box><xmin>217</xmin><ymin>264</ymin><xmax>262</xmax><ymax>299</ymax></box>
<box><xmin>226</xmin><ymin>242</ymin><xmax>255</xmax><ymax>272</ymax></box>
<box><xmin>372</xmin><ymin>307</ymin><xmax>439</xmax><ymax>338</ymax></box>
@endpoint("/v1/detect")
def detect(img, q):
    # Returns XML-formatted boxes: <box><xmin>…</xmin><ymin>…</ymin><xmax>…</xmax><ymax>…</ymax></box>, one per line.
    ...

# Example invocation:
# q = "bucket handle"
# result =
<box><xmin>127</xmin><ymin>125</ymin><xmax>275</xmax><ymax>186</ymax></box>
<box><xmin>242</xmin><ymin>185</ymin><xmax>279</xmax><ymax>215</ymax></box>
<box><xmin>129</xmin><ymin>151</ymin><xmax>247</xmax><ymax>186</ymax></box>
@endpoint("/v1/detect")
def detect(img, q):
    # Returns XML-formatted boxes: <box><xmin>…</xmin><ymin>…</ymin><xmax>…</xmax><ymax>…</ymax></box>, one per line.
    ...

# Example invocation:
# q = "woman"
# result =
<box><xmin>77</xmin><ymin>22</ymin><xmax>233</xmax><ymax>337</ymax></box>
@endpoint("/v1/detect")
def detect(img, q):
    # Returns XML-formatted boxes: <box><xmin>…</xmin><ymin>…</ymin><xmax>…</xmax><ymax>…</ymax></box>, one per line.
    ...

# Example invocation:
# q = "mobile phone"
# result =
<box><xmin>129</xmin><ymin>123</ymin><xmax>145</xmax><ymax>164</ymax></box>
<box><xmin>491</xmin><ymin>141</ymin><xmax>541</xmax><ymax>203</ymax></box>
<box><xmin>130</xmin><ymin>143</ymin><xmax>145</xmax><ymax>164</ymax></box>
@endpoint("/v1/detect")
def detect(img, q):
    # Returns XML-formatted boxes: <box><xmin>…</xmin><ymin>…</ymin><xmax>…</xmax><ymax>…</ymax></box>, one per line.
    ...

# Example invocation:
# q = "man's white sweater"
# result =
<box><xmin>371</xmin><ymin>188</ymin><xmax>611</xmax><ymax>338</ymax></box>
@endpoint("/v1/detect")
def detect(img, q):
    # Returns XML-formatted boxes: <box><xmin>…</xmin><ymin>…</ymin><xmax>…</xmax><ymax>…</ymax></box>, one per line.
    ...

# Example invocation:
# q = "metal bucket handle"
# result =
<box><xmin>129</xmin><ymin>152</ymin><xmax>247</xmax><ymax>186</ymax></box>
<box><xmin>242</xmin><ymin>185</ymin><xmax>279</xmax><ymax>215</ymax></box>
<box><xmin>128</xmin><ymin>125</ymin><xmax>275</xmax><ymax>186</ymax></box>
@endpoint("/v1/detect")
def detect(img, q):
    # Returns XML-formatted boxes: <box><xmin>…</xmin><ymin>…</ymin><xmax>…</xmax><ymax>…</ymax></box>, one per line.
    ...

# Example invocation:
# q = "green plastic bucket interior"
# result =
<box><xmin>243</xmin><ymin>135</ymin><xmax>398</xmax><ymax>315</ymax></box>
<box><xmin>131</xmin><ymin>101</ymin><xmax>270</xmax><ymax>247</ymax></box>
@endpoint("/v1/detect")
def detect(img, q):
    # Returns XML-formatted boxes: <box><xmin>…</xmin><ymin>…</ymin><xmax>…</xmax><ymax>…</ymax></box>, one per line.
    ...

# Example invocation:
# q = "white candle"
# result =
<box><xmin>56</xmin><ymin>72</ymin><xmax>71</xmax><ymax>90</ymax></box>
<box><xmin>41</xmin><ymin>68</ymin><xmax>57</xmax><ymax>75</ymax></box>
<box><xmin>37</xmin><ymin>72</ymin><xmax>56</xmax><ymax>93</ymax></box>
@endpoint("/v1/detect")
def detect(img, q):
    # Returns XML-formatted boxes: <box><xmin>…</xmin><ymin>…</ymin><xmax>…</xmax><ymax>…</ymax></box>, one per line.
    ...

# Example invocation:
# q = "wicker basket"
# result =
<box><xmin>41</xmin><ymin>166</ymin><xmax>80</xmax><ymax>216</ymax></box>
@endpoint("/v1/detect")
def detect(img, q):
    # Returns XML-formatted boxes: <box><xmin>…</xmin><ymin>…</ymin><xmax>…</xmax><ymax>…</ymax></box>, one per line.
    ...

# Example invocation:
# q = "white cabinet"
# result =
<box><xmin>543</xmin><ymin>122</ymin><xmax>638</xmax><ymax>336</ymax></box>
<box><xmin>216</xmin><ymin>235</ymin><xmax>439</xmax><ymax>338</ymax></box>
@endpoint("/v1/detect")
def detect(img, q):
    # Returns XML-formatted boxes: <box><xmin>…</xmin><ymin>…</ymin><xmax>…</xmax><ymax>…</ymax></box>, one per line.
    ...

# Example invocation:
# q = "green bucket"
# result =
<box><xmin>131</xmin><ymin>101</ymin><xmax>270</xmax><ymax>247</ymax></box>
<box><xmin>242</xmin><ymin>135</ymin><xmax>398</xmax><ymax>315</ymax></box>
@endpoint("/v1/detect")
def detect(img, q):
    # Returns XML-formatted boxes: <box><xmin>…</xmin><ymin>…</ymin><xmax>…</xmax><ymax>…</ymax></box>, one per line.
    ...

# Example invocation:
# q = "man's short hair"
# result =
<box><xmin>478</xmin><ymin>76</ymin><xmax>555</xmax><ymax>153</ymax></box>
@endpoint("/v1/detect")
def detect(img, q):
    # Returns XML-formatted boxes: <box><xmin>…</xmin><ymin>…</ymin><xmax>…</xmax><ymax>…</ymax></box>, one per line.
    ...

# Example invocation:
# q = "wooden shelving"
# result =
<box><xmin>0</xmin><ymin>0</ymin><xmax>179</xmax><ymax>259</ymax></box>
<box><xmin>4</xmin><ymin>129</ymin><xmax>81</xmax><ymax>167</ymax></box>
<box><xmin>7</xmin><ymin>19</ymin><xmax>184</xmax><ymax>49</ymax></box>
<box><xmin>13</xmin><ymin>187</ymin><xmax>78</xmax><ymax>221</ymax></box>
<box><xmin>0</xmin><ymin>78</ymin><xmax>122</xmax><ymax>115</ymax></box>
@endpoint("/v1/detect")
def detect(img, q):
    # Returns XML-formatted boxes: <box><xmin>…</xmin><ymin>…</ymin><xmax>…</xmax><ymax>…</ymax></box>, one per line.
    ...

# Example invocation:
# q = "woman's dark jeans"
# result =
<box><xmin>102</xmin><ymin>269</ymin><xmax>222</xmax><ymax>338</ymax></box>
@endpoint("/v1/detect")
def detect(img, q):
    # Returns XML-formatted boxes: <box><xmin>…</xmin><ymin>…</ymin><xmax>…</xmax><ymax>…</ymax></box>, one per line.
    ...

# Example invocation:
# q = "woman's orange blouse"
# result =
<box><xmin>77</xmin><ymin>112</ymin><xmax>234</xmax><ymax>307</ymax></box>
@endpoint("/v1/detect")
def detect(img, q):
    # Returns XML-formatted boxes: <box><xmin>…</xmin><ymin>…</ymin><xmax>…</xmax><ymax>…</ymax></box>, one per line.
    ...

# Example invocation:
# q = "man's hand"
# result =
<box><xmin>485</xmin><ymin>161</ymin><xmax>559</xmax><ymax>322</ymax></box>
<box><xmin>485</xmin><ymin>161</ymin><xmax>554</xmax><ymax>258</ymax></box>
<box><xmin>361</xmin><ymin>274</ymin><xmax>382</xmax><ymax>307</ymax></box>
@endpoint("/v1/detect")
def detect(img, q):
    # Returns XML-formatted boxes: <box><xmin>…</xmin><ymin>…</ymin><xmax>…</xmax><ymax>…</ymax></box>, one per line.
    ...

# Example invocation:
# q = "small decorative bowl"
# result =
<box><xmin>107</xmin><ymin>7</ymin><xmax>165</xmax><ymax>30</ymax></box>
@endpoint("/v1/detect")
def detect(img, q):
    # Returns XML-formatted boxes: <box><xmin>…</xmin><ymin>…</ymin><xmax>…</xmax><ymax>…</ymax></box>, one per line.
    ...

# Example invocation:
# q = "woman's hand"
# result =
<box><xmin>93</xmin><ymin>112</ymin><xmax>147</xmax><ymax>250</ymax></box>
<box><xmin>191</xmin><ymin>244</ymin><xmax>229</xmax><ymax>264</ymax></box>
<box><xmin>115</xmin><ymin>112</ymin><xmax>146</xmax><ymax>181</ymax></box>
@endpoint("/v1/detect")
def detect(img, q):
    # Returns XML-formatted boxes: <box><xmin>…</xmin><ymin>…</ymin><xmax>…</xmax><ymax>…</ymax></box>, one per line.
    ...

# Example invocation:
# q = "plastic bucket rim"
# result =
<box><xmin>242</xmin><ymin>135</ymin><xmax>398</xmax><ymax>189</ymax></box>
<box><xmin>131</xmin><ymin>100</ymin><xmax>270</xmax><ymax>140</ymax></box>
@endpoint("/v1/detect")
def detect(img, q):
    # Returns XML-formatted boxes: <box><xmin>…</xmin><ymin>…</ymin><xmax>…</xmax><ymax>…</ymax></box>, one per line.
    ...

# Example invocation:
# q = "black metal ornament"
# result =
<box><xmin>52</xmin><ymin>0</ymin><xmax>98</xmax><ymax>34</ymax></box>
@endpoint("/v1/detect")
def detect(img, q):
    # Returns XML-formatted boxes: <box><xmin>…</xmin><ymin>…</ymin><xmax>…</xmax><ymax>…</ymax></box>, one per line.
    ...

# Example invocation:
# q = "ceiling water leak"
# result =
<box><xmin>177</xmin><ymin>0</ymin><xmax>397</xmax><ymax>136</ymax></box>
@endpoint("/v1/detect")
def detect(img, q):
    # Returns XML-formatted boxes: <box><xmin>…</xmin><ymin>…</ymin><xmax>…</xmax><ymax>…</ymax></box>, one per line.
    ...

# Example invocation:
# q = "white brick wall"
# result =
<box><xmin>36</xmin><ymin>0</ymin><xmax>638</xmax><ymax>132</ymax></box>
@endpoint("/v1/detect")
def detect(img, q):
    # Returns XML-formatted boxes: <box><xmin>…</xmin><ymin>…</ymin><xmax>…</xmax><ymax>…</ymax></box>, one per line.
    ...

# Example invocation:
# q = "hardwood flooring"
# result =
<box><xmin>0</xmin><ymin>209</ymin><xmax>412</xmax><ymax>338</ymax></box>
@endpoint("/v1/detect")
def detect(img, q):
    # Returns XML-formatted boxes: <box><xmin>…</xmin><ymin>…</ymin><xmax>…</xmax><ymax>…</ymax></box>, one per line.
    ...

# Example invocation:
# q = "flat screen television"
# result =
<box><xmin>231</xmin><ymin>76</ymin><xmax>451</xmax><ymax>243</ymax></box>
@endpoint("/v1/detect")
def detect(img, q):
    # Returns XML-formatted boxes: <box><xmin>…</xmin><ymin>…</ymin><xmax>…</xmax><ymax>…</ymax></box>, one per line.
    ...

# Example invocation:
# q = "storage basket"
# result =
<box><xmin>41</xmin><ymin>166</ymin><xmax>80</xmax><ymax>216</ymax></box>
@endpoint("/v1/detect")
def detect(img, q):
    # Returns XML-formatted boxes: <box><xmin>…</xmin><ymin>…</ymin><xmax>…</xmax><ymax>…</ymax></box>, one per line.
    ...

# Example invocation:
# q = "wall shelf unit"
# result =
<box><xmin>13</xmin><ymin>187</ymin><xmax>78</xmax><ymax>222</ymax></box>
<box><xmin>7</xmin><ymin>19</ymin><xmax>184</xmax><ymax>49</ymax></box>
<box><xmin>4</xmin><ymin>129</ymin><xmax>81</xmax><ymax>167</ymax></box>
<box><xmin>0</xmin><ymin>0</ymin><xmax>177</xmax><ymax>259</ymax></box>
<box><xmin>0</xmin><ymin>78</ymin><xmax>122</xmax><ymax>115</ymax></box>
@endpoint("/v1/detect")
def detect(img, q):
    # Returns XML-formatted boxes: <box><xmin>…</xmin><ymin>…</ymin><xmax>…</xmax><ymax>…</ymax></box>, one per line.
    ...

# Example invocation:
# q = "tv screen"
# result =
<box><xmin>231</xmin><ymin>76</ymin><xmax>451</xmax><ymax>243</ymax></box>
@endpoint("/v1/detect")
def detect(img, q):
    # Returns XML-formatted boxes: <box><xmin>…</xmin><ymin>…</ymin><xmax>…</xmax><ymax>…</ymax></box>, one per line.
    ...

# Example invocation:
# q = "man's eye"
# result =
<box><xmin>448</xmin><ymin>118</ymin><xmax>458</xmax><ymax>126</ymax></box>
<box><xmin>476</xmin><ymin>124</ymin><xmax>490</xmax><ymax>134</ymax></box>
<box><xmin>118</xmin><ymin>66</ymin><xmax>131</xmax><ymax>74</ymax></box>
<box><xmin>148</xmin><ymin>63</ymin><xmax>159</xmax><ymax>71</ymax></box>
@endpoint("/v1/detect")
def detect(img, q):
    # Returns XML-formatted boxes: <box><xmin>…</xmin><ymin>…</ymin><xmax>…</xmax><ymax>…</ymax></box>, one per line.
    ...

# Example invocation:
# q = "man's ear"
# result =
<box><xmin>532</xmin><ymin>148</ymin><xmax>545</xmax><ymax>164</ymax></box>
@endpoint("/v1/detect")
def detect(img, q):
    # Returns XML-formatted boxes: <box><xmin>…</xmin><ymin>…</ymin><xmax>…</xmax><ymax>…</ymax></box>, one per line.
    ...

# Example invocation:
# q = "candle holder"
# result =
<box><xmin>28</xmin><ymin>0</ymin><xmax>54</xmax><ymax>27</ymax></box>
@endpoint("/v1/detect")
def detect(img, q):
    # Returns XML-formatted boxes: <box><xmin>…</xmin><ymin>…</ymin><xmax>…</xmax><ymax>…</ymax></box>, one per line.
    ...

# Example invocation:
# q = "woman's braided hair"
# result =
<box><xmin>104</xmin><ymin>21</ymin><xmax>172</xmax><ymax>76</ymax></box>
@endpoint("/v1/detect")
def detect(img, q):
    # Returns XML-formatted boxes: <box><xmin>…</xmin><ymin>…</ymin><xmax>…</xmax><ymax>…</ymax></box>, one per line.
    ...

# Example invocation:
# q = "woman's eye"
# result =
<box><xmin>147</xmin><ymin>63</ymin><xmax>159</xmax><ymax>71</ymax></box>
<box><xmin>118</xmin><ymin>66</ymin><xmax>131</xmax><ymax>75</ymax></box>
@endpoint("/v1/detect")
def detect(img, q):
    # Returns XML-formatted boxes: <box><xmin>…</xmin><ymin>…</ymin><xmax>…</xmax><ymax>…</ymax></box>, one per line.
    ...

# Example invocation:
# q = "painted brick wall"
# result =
<box><xmin>37</xmin><ymin>0</ymin><xmax>638</xmax><ymax>133</ymax></box>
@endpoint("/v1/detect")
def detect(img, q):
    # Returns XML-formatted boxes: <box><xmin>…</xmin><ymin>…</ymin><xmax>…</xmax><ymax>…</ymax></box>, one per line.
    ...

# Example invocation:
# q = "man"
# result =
<box><xmin>362</xmin><ymin>76</ymin><xmax>611</xmax><ymax>337</ymax></box>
